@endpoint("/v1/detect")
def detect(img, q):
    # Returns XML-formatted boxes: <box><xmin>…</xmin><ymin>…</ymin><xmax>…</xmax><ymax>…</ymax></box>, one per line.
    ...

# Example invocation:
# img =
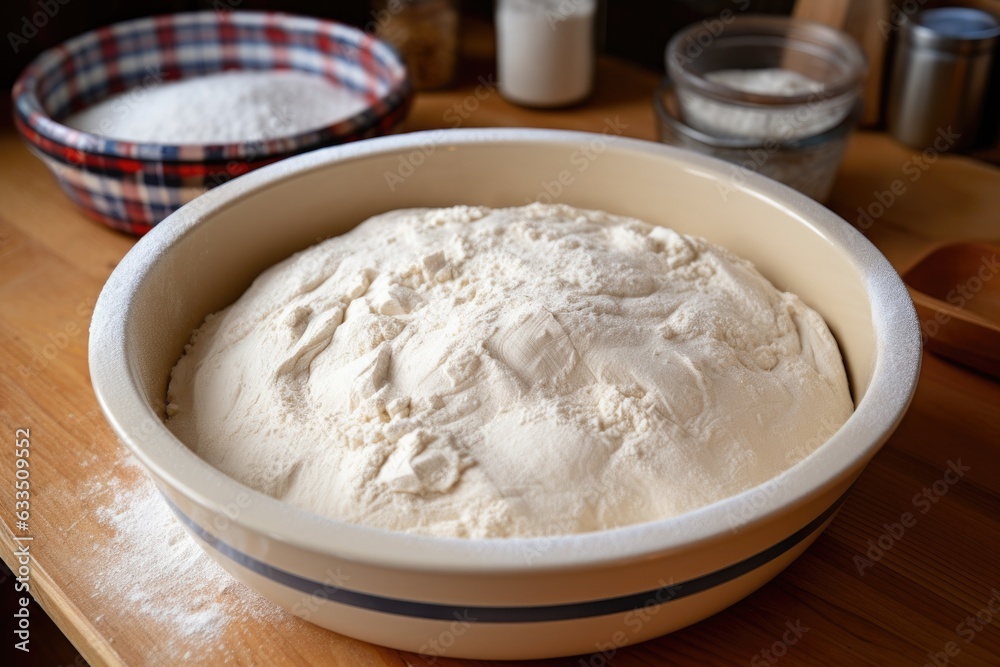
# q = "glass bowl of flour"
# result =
<box><xmin>666</xmin><ymin>15</ymin><xmax>866</xmax><ymax>142</ymax></box>
<box><xmin>89</xmin><ymin>129</ymin><xmax>922</xmax><ymax>659</ymax></box>
<box><xmin>654</xmin><ymin>77</ymin><xmax>860</xmax><ymax>201</ymax></box>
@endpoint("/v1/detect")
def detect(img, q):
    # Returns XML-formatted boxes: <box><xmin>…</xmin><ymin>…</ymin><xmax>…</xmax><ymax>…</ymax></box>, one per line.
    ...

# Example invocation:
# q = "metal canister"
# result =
<box><xmin>887</xmin><ymin>7</ymin><xmax>1000</xmax><ymax>150</ymax></box>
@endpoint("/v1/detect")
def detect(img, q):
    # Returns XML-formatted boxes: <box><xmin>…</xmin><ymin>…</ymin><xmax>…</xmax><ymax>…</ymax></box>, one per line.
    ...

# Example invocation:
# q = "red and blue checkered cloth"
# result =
<box><xmin>13</xmin><ymin>11</ymin><xmax>413</xmax><ymax>235</ymax></box>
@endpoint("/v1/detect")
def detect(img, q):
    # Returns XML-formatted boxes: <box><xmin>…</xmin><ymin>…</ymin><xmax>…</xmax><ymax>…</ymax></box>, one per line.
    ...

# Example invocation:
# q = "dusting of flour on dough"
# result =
<box><xmin>166</xmin><ymin>204</ymin><xmax>853</xmax><ymax>538</ymax></box>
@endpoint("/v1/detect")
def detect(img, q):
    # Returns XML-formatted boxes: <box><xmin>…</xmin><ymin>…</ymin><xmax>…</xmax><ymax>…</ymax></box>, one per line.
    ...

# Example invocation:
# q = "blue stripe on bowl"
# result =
<box><xmin>165</xmin><ymin>487</ymin><xmax>851</xmax><ymax>623</ymax></box>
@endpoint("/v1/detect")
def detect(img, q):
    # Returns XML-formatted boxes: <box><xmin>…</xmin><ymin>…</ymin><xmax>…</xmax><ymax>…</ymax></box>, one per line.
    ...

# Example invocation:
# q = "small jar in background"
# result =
<box><xmin>666</xmin><ymin>16</ymin><xmax>866</xmax><ymax>142</ymax></box>
<box><xmin>658</xmin><ymin>16</ymin><xmax>867</xmax><ymax>202</ymax></box>
<box><xmin>496</xmin><ymin>0</ymin><xmax>597</xmax><ymax>108</ymax></box>
<box><xmin>372</xmin><ymin>0</ymin><xmax>460</xmax><ymax>90</ymax></box>
<box><xmin>887</xmin><ymin>8</ymin><xmax>1000</xmax><ymax>151</ymax></box>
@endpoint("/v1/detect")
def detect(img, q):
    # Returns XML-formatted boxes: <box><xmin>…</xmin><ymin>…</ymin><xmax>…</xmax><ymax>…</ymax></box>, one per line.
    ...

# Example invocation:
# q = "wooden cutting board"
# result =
<box><xmin>1</xmin><ymin>52</ymin><xmax>999</xmax><ymax>667</ymax></box>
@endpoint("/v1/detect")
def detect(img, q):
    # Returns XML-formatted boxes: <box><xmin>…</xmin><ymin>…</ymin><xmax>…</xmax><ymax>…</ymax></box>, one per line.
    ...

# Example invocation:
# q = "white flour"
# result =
<box><xmin>79</xmin><ymin>456</ymin><xmax>284</xmax><ymax>661</ymax></box>
<box><xmin>496</xmin><ymin>0</ymin><xmax>596</xmax><ymax>107</ymax></box>
<box><xmin>682</xmin><ymin>68</ymin><xmax>839</xmax><ymax>140</ymax></box>
<box><xmin>166</xmin><ymin>204</ymin><xmax>853</xmax><ymax>538</ymax></box>
<box><xmin>706</xmin><ymin>68</ymin><xmax>823</xmax><ymax>97</ymax></box>
<box><xmin>64</xmin><ymin>70</ymin><xmax>369</xmax><ymax>144</ymax></box>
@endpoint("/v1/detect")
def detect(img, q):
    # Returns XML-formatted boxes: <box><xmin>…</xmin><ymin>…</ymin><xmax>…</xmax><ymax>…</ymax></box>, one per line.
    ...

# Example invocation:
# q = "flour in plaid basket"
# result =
<box><xmin>63</xmin><ymin>70</ymin><xmax>369</xmax><ymax>144</ymax></box>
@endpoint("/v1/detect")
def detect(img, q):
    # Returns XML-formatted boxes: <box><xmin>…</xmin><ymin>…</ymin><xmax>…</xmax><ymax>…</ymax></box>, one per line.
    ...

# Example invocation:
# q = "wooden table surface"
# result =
<box><xmin>2</xmin><ymin>54</ymin><xmax>999</xmax><ymax>667</ymax></box>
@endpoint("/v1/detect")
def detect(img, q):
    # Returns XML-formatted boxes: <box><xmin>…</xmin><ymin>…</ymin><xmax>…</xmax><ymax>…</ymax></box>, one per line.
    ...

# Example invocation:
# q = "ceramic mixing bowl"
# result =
<box><xmin>89</xmin><ymin>129</ymin><xmax>921</xmax><ymax>659</ymax></box>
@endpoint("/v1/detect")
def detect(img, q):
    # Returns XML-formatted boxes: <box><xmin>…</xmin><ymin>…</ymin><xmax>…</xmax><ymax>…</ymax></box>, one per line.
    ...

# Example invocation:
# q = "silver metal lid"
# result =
<box><xmin>902</xmin><ymin>8</ymin><xmax>1000</xmax><ymax>55</ymax></box>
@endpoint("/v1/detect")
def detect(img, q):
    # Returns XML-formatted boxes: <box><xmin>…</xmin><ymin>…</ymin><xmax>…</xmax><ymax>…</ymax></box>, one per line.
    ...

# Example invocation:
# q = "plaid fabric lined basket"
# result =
<box><xmin>12</xmin><ymin>11</ymin><xmax>413</xmax><ymax>235</ymax></box>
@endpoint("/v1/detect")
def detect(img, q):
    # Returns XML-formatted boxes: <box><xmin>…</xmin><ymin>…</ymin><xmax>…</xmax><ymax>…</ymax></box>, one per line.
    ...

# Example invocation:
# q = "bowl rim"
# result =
<box><xmin>11</xmin><ymin>10</ymin><xmax>412</xmax><ymax>163</ymax></box>
<box><xmin>89</xmin><ymin>128</ymin><xmax>922</xmax><ymax>573</ymax></box>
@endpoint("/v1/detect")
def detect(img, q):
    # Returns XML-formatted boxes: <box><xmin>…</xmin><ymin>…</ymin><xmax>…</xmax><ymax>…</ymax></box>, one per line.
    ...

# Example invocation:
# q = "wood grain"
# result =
<box><xmin>794</xmin><ymin>0</ymin><xmax>893</xmax><ymax>127</ymax></box>
<box><xmin>1</xmin><ymin>53</ymin><xmax>999</xmax><ymax>667</ymax></box>
<box><xmin>793</xmin><ymin>0</ymin><xmax>853</xmax><ymax>28</ymax></box>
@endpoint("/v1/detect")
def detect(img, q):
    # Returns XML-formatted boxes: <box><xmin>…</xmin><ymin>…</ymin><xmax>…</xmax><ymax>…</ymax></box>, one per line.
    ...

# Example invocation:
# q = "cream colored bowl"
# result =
<box><xmin>89</xmin><ymin>129</ymin><xmax>920</xmax><ymax>660</ymax></box>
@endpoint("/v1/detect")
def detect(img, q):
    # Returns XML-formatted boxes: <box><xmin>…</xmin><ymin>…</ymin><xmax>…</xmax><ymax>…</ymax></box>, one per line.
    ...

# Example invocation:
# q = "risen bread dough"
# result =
<box><xmin>166</xmin><ymin>204</ymin><xmax>853</xmax><ymax>538</ymax></box>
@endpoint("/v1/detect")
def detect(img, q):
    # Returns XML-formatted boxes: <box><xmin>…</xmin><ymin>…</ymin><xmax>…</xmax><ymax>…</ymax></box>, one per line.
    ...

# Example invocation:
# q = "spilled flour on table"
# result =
<box><xmin>79</xmin><ymin>455</ymin><xmax>287</xmax><ymax>662</ymax></box>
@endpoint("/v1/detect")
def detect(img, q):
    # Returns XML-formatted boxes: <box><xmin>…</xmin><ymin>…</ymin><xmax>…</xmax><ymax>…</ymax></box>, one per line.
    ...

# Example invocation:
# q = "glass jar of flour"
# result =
<box><xmin>666</xmin><ymin>15</ymin><xmax>865</xmax><ymax>141</ymax></box>
<box><xmin>496</xmin><ymin>0</ymin><xmax>597</xmax><ymax>107</ymax></box>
